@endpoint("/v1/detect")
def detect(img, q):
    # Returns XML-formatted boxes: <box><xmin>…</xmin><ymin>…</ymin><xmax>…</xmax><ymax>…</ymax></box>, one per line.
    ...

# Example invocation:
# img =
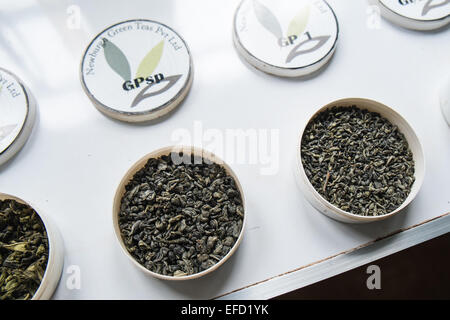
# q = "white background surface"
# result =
<box><xmin>0</xmin><ymin>0</ymin><xmax>449</xmax><ymax>299</ymax></box>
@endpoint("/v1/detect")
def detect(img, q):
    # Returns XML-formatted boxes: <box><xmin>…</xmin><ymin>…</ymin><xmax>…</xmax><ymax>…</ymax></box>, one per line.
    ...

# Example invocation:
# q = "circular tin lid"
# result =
<box><xmin>0</xmin><ymin>68</ymin><xmax>36</xmax><ymax>167</ymax></box>
<box><xmin>233</xmin><ymin>0</ymin><xmax>339</xmax><ymax>77</ymax></box>
<box><xmin>373</xmin><ymin>0</ymin><xmax>450</xmax><ymax>30</ymax></box>
<box><xmin>80</xmin><ymin>19</ymin><xmax>193</xmax><ymax>123</ymax></box>
<box><xmin>439</xmin><ymin>74</ymin><xmax>450</xmax><ymax>126</ymax></box>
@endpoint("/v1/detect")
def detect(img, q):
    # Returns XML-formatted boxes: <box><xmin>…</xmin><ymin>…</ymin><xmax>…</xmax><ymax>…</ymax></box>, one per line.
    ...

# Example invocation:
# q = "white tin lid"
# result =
<box><xmin>80</xmin><ymin>19</ymin><xmax>193</xmax><ymax>123</ymax></box>
<box><xmin>439</xmin><ymin>74</ymin><xmax>450</xmax><ymax>126</ymax></box>
<box><xmin>0</xmin><ymin>68</ymin><xmax>36</xmax><ymax>167</ymax></box>
<box><xmin>373</xmin><ymin>0</ymin><xmax>450</xmax><ymax>30</ymax></box>
<box><xmin>233</xmin><ymin>0</ymin><xmax>339</xmax><ymax>77</ymax></box>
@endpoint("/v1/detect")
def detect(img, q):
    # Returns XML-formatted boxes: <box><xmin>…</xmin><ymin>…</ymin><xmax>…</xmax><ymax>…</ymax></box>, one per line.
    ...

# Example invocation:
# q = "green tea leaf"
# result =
<box><xmin>253</xmin><ymin>0</ymin><xmax>282</xmax><ymax>39</ymax></box>
<box><xmin>136</xmin><ymin>40</ymin><xmax>164</xmax><ymax>79</ymax></box>
<box><xmin>287</xmin><ymin>4</ymin><xmax>311</xmax><ymax>37</ymax></box>
<box><xmin>102</xmin><ymin>38</ymin><xmax>131</xmax><ymax>81</ymax></box>
<box><xmin>0</xmin><ymin>199</ymin><xmax>49</xmax><ymax>300</ymax></box>
<box><xmin>0</xmin><ymin>242</ymin><xmax>28</xmax><ymax>252</ymax></box>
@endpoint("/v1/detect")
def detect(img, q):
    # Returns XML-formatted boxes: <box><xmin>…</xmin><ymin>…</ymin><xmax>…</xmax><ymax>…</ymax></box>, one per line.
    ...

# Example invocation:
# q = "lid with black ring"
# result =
<box><xmin>0</xmin><ymin>68</ymin><xmax>37</xmax><ymax>167</ymax></box>
<box><xmin>80</xmin><ymin>19</ymin><xmax>193</xmax><ymax>123</ymax></box>
<box><xmin>233</xmin><ymin>0</ymin><xmax>339</xmax><ymax>77</ymax></box>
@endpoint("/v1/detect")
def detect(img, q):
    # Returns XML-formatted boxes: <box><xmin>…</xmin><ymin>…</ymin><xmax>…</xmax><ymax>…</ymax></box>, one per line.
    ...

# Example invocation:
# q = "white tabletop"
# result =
<box><xmin>0</xmin><ymin>0</ymin><xmax>449</xmax><ymax>300</ymax></box>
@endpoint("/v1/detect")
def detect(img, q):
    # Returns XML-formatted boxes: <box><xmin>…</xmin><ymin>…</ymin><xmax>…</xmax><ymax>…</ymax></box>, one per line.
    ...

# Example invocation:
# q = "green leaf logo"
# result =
<box><xmin>102</xmin><ymin>38</ymin><xmax>131</xmax><ymax>81</ymax></box>
<box><xmin>136</xmin><ymin>40</ymin><xmax>164</xmax><ymax>79</ymax></box>
<box><xmin>100</xmin><ymin>38</ymin><xmax>176</xmax><ymax>108</ymax></box>
<box><xmin>287</xmin><ymin>4</ymin><xmax>311</xmax><ymax>37</ymax></box>
<box><xmin>422</xmin><ymin>0</ymin><xmax>450</xmax><ymax>16</ymax></box>
<box><xmin>253</xmin><ymin>0</ymin><xmax>283</xmax><ymax>40</ymax></box>
<box><xmin>0</xmin><ymin>124</ymin><xmax>17</xmax><ymax>142</ymax></box>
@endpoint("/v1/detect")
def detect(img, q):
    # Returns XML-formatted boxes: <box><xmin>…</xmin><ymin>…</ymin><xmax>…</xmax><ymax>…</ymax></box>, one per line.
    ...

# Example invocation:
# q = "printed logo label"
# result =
<box><xmin>235</xmin><ymin>0</ymin><xmax>338</xmax><ymax>69</ymax></box>
<box><xmin>0</xmin><ymin>70</ymin><xmax>27</xmax><ymax>154</ymax></box>
<box><xmin>379</xmin><ymin>0</ymin><xmax>450</xmax><ymax>20</ymax></box>
<box><xmin>81</xmin><ymin>20</ymin><xmax>191</xmax><ymax>115</ymax></box>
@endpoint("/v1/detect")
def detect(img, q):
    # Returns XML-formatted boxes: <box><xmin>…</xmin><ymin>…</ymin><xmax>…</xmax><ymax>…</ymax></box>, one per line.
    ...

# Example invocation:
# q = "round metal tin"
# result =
<box><xmin>233</xmin><ymin>0</ymin><xmax>339</xmax><ymax>77</ymax></box>
<box><xmin>373</xmin><ymin>0</ymin><xmax>450</xmax><ymax>30</ymax></box>
<box><xmin>0</xmin><ymin>68</ymin><xmax>36</xmax><ymax>167</ymax></box>
<box><xmin>80</xmin><ymin>19</ymin><xmax>193</xmax><ymax>123</ymax></box>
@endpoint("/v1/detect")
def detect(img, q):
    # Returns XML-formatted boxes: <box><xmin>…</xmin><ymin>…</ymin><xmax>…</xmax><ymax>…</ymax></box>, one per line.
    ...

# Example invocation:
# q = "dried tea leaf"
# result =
<box><xmin>0</xmin><ymin>199</ymin><xmax>49</xmax><ymax>300</ymax></box>
<box><xmin>0</xmin><ymin>242</ymin><xmax>29</xmax><ymax>252</ymax></box>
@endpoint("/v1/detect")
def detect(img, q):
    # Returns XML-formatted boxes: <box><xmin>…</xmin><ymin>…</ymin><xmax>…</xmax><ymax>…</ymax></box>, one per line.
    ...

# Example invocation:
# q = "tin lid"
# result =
<box><xmin>233</xmin><ymin>0</ymin><xmax>339</xmax><ymax>77</ymax></box>
<box><xmin>373</xmin><ymin>0</ymin><xmax>450</xmax><ymax>30</ymax></box>
<box><xmin>439</xmin><ymin>74</ymin><xmax>450</xmax><ymax>126</ymax></box>
<box><xmin>80</xmin><ymin>19</ymin><xmax>193</xmax><ymax>123</ymax></box>
<box><xmin>0</xmin><ymin>68</ymin><xmax>36</xmax><ymax>167</ymax></box>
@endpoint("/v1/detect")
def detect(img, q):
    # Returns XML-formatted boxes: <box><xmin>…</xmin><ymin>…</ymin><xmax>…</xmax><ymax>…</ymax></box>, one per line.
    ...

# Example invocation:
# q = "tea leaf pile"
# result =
<box><xmin>118</xmin><ymin>153</ymin><xmax>244</xmax><ymax>277</ymax></box>
<box><xmin>0</xmin><ymin>199</ymin><xmax>49</xmax><ymax>300</ymax></box>
<box><xmin>301</xmin><ymin>106</ymin><xmax>415</xmax><ymax>216</ymax></box>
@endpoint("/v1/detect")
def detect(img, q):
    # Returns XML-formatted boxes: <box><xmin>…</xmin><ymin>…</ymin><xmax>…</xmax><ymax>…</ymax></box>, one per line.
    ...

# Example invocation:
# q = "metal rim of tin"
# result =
<box><xmin>0</xmin><ymin>67</ymin><xmax>36</xmax><ymax>167</ymax></box>
<box><xmin>232</xmin><ymin>0</ymin><xmax>339</xmax><ymax>78</ymax></box>
<box><xmin>80</xmin><ymin>19</ymin><xmax>193</xmax><ymax>123</ymax></box>
<box><xmin>374</xmin><ymin>0</ymin><xmax>450</xmax><ymax>31</ymax></box>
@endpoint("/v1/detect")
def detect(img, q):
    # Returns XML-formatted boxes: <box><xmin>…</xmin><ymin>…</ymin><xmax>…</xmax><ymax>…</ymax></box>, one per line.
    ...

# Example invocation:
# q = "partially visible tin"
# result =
<box><xmin>371</xmin><ymin>0</ymin><xmax>450</xmax><ymax>30</ymax></box>
<box><xmin>233</xmin><ymin>0</ymin><xmax>339</xmax><ymax>77</ymax></box>
<box><xmin>440</xmin><ymin>74</ymin><xmax>450</xmax><ymax>126</ymax></box>
<box><xmin>80</xmin><ymin>19</ymin><xmax>193</xmax><ymax>123</ymax></box>
<box><xmin>0</xmin><ymin>68</ymin><xmax>36</xmax><ymax>167</ymax></box>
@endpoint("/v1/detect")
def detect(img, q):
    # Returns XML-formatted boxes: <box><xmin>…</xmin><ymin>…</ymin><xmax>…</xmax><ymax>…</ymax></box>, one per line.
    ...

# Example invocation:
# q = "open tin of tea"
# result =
<box><xmin>295</xmin><ymin>98</ymin><xmax>425</xmax><ymax>223</ymax></box>
<box><xmin>0</xmin><ymin>193</ymin><xmax>64</xmax><ymax>300</ymax></box>
<box><xmin>113</xmin><ymin>146</ymin><xmax>246</xmax><ymax>280</ymax></box>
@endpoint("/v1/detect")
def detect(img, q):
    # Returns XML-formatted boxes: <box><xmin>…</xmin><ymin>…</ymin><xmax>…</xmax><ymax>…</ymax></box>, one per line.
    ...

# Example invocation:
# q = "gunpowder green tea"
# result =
<box><xmin>0</xmin><ymin>199</ymin><xmax>49</xmax><ymax>300</ymax></box>
<box><xmin>118</xmin><ymin>152</ymin><xmax>244</xmax><ymax>277</ymax></box>
<box><xmin>301</xmin><ymin>106</ymin><xmax>415</xmax><ymax>216</ymax></box>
